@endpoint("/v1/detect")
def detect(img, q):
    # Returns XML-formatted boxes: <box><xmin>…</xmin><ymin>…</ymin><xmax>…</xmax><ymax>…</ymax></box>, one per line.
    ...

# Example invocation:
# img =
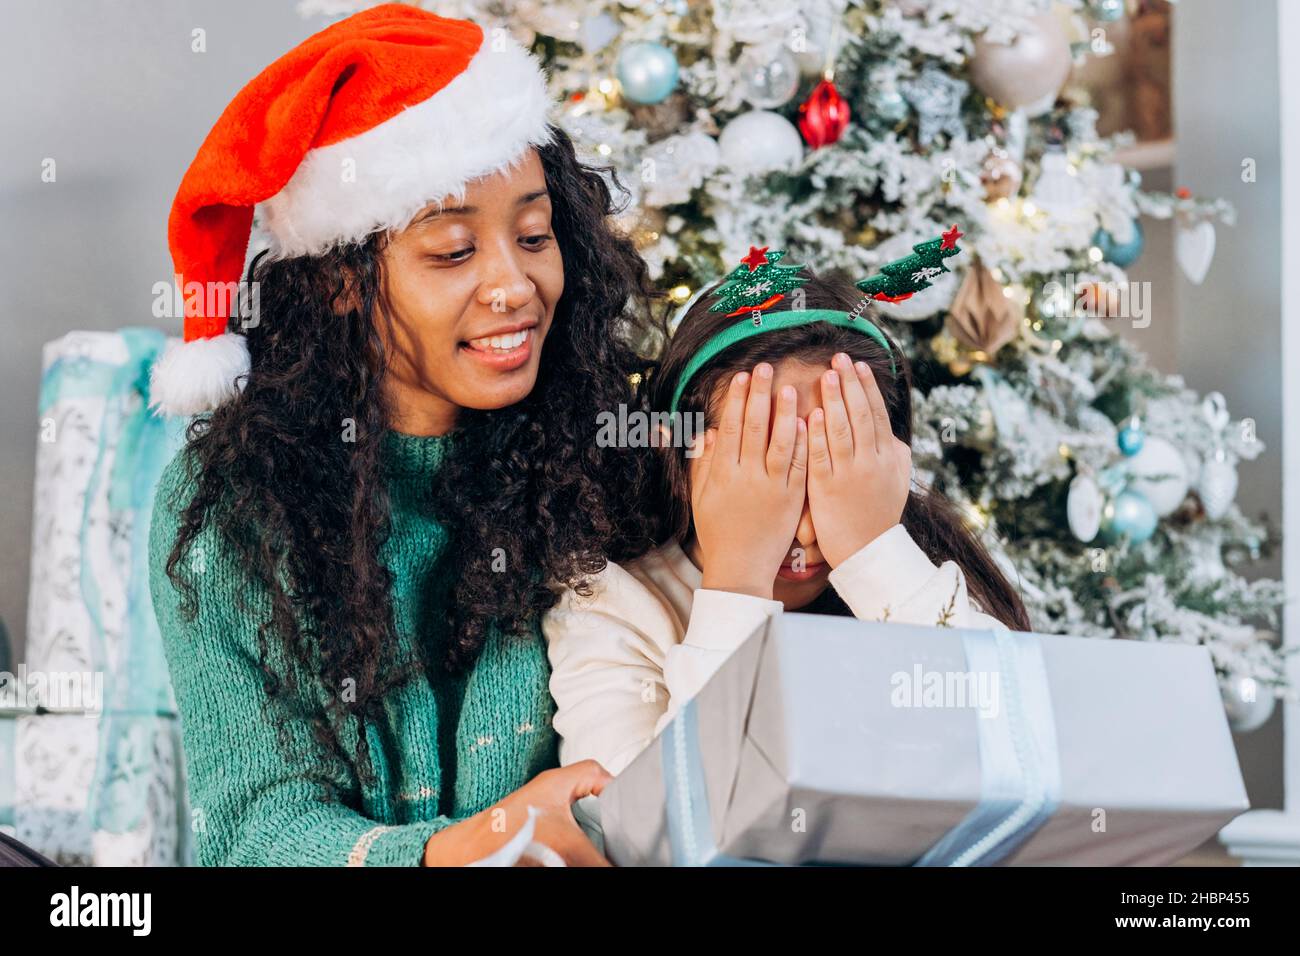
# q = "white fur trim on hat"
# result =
<box><xmin>149</xmin><ymin>332</ymin><xmax>251</xmax><ymax>417</ymax></box>
<box><xmin>256</xmin><ymin>35</ymin><xmax>556</xmax><ymax>259</ymax></box>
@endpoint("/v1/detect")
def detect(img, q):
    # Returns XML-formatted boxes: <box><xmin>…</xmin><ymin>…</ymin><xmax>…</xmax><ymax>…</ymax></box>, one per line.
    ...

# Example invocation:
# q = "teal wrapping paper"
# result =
<box><xmin>12</xmin><ymin>329</ymin><xmax>191</xmax><ymax>863</ymax></box>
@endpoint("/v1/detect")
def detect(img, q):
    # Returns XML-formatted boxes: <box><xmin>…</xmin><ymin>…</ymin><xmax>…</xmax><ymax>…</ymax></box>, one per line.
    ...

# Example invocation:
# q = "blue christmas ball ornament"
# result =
<box><xmin>1104</xmin><ymin>489</ymin><xmax>1158</xmax><ymax>544</ymax></box>
<box><xmin>1092</xmin><ymin>0</ymin><xmax>1125</xmax><ymax>21</ymax></box>
<box><xmin>1117</xmin><ymin>422</ymin><xmax>1145</xmax><ymax>457</ymax></box>
<box><xmin>617</xmin><ymin>41</ymin><xmax>679</xmax><ymax>105</ymax></box>
<box><xmin>1092</xmin><ymin>220</ymin><xmax>1145</xmax><ymax>268</ymax></box>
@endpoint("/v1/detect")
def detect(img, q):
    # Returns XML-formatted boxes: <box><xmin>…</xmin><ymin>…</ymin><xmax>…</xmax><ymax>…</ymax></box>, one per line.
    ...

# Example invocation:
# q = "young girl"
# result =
<box><xmin>544</xmin><ymin>263</ymin><xmax>1030</xmax><ymax>778</ymax></box>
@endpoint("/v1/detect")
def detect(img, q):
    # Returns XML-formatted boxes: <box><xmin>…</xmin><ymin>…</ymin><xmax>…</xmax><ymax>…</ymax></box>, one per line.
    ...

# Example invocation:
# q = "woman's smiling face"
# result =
<box><xmin>377</xmin><ymin>148</ymin><xmax>563</xmax><ymax>434</ymax></box>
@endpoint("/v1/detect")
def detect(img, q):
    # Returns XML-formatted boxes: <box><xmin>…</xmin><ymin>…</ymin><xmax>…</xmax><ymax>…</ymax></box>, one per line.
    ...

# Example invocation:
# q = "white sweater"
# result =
<box><xmin>543</xmin><ymin>522</ymin><xmax>1008</xmax><ymax>777</ymax></box>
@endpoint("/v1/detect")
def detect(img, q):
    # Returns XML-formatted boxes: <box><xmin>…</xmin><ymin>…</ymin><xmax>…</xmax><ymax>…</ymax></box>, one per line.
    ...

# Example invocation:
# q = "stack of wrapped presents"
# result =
<box><xmin>1</xmin><ymin>329</ymin><xmax>191</xmax><ymax>865</ymax></box>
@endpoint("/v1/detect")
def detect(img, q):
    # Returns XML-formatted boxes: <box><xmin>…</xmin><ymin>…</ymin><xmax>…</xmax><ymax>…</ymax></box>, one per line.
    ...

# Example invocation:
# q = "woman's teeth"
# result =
<box><xmin>466</xmin><ymin>329</ymin><xmax>530</xmax><ymax>352</ymax></box>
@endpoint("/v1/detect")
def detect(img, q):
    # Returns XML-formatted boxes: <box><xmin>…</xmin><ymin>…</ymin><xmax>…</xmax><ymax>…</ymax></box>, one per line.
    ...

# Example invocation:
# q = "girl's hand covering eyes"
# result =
<box><xmin>690</xmin><ymin>364</ymin><xmax>808</xmax><ymax>600</ymax></box>
<box><xmin>806</xmin><ymin>353</ymin><xmax>912</xmax><ymax>568</ymax></box>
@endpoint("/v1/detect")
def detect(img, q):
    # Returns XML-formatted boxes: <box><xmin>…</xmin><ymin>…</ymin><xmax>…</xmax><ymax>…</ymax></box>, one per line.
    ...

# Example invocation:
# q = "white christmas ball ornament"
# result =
<box><xmin>718</xmin><ymin>110</ymin><xmax>804</xmax><ymax>174</ymax></box>
<box><xmin>1127</xmin><ymin>436</ymin><xmax>1190</xmax><ymax>517</ymax></box>
<box><xmin>737</xmin><ymin>44</ymin><xmax>800</xmax><ymax>108</ymax></box>
<box><xmin>1067</xmin><ymin>473</ymin><xmax>1103</xmax><ymax>543</ymax></box>
<box><xmin>1222</xmin><ymin>675</ymin><xmax>1275</xmax><ymax>733</ymax></box>
<box><xmin>968</xmin><ymin>12</ymin><xmax>1073</xmax><ymax>115</ymax></box>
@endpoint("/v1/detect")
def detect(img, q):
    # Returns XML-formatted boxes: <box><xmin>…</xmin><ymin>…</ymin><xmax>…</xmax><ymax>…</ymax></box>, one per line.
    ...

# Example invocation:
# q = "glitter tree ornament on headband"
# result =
<box><xmin>669</xmin><ymin>242</ymin><xmax>901</xmax><ymax>415</ymax></box>
<box><xmin>856</xmin><ymin>224</ymin><xmax>963</xmax><ymax>303</ymax></box>
<box><xmin>708</xmin><ymin>245</ymin><xmax>811</xmax><ymax>316</ymax></box>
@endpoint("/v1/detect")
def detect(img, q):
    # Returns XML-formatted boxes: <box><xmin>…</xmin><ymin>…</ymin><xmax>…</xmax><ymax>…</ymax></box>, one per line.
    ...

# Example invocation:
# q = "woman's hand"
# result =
<box><xmin>692</xmin><ymin>365</ymin><xmax>809</xmax><ymax>600</ymax></box>
<box><xmin>422</xmin><ymin>760</ymin><xmax>613</xmax><ymax>866</ymax></box>
<box><xmin>807</xmin><ymin>352</ymin><xmax>912</xmax><ymax>569</ymax></box>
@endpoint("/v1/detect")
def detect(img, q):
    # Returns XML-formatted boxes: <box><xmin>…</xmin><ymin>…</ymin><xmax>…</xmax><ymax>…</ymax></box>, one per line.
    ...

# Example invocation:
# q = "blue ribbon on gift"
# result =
<box><xmin>660</xmin><ymin>626</ymin><xmax>1060</xmax><ymax>867</ymax></box>
<box><xmin>661</xmin><ymin>698</ymin><xmax>778</xmax><ymax>867</ymax></box>
<box><xmin>913</xmin><ymin>627</ymin><xmax>1061</xmax><ymax>866</ymax></box>
<box><xmin>5</xmin><ymin>328</ymin><xmax>188</xmax><ymax>836</ymax></box>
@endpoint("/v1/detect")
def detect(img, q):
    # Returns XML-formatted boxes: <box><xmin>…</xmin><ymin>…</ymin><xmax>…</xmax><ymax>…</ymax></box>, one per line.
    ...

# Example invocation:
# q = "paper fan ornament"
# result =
<box><xmin>947</xmin><ymin>259</ymin><xmax>1021</xmax><ymax>356</ymax></box>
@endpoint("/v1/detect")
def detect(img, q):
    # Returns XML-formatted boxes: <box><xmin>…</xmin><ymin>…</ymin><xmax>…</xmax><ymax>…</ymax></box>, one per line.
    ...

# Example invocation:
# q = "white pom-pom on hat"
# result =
<box><xmin>149</xmin><ymin>333</ymin><xmax>251</xmax><ymax>417</ymax></box>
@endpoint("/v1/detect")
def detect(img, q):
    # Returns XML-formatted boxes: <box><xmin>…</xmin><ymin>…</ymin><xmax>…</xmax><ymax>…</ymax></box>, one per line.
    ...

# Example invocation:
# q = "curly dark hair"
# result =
<box><xmin>164</xmin><ymin>124</ymin><xmax>668</xmax><ymax>783</ymax></box>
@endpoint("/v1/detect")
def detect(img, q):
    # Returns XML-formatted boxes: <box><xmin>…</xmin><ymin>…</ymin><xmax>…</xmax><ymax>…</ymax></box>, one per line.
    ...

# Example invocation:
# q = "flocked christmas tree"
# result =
<box><xmin>300</xmin><ymin>0</ymin><xmax>1288</xmax><ymax>721</ymax></box>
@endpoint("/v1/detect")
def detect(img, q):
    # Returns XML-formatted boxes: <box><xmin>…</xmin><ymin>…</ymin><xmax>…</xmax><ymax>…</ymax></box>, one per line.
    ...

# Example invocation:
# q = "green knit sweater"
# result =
<box><xmin>147</xmin><ymin>430</ymin><xmax>559</xmax><ymax>866</ymax></box>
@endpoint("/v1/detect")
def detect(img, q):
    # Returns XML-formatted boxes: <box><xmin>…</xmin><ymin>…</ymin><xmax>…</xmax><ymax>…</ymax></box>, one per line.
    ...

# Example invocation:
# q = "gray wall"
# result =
<box><xmin>1118</xmin><ymin>166</ymin><xmax>1177</xmax><ymax>375</ymax></box>
<box><xmin>0</xmin><ymin>1</ymin><xmax>326</xmax><ymax>661</ymax></box>
<box><xmin>1174</xmin><ymin>0</ymin><xmax>1284</xmax><ymax>809</ymax></box>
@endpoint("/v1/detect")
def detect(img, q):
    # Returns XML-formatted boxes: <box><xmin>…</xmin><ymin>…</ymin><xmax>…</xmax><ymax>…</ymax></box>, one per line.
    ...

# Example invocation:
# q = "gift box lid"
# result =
<box><xmin>599</xmin><ymin>614</ymin><xmax>1250</xmax><ymax>866</ymax></box>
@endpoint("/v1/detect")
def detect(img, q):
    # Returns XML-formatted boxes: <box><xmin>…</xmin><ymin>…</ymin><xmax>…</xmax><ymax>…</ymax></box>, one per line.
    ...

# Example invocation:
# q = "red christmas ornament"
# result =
<box><xmin>798</xmin><ymin>78</ymin><xmax>850</xmax><ymax>149</ymax></box>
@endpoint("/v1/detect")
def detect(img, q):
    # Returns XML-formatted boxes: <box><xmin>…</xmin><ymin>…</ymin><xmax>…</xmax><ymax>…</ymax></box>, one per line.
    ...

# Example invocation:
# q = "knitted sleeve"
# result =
<box><xmin>147</xmin><ymin>447</ymin><xmax>461</xmax><ymax>866</ymax></box>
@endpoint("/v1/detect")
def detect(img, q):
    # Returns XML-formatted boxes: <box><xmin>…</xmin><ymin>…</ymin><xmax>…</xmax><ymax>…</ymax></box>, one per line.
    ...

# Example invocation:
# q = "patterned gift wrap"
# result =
<box><xmin>2</xmin><ymin>329</ymin><xmax>192</xmax><ymax>865</ymax></box>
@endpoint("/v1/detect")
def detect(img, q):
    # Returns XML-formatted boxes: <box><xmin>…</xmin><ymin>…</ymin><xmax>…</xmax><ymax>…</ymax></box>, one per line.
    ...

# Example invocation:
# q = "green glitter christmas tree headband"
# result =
<box><xmin>668</xmin><ymin>227</ymin><xmax>963</xmax><ymax>415</ymax></box>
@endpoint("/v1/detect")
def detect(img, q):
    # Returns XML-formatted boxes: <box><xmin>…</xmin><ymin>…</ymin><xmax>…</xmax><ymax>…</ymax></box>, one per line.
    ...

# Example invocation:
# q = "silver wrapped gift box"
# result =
<box><xmin>595</xmin><ymin>614</ymin><xmax>1249</xmax><ymax>866</ymax></box>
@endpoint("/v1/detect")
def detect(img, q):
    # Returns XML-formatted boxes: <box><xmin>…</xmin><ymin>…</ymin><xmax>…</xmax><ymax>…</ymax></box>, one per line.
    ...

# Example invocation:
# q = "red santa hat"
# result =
<box><xmin>150</xmin><ymin>3</ymin><xmax>555</xmax><ymax>416</ymax></box>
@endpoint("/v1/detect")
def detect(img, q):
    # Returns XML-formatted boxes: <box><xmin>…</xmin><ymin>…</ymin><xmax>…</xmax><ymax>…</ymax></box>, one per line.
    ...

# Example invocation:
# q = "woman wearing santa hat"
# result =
<box><xmin>147</xmin><ymin>4</ymin><xmax>665</xmax><ymax>866</ymax></box>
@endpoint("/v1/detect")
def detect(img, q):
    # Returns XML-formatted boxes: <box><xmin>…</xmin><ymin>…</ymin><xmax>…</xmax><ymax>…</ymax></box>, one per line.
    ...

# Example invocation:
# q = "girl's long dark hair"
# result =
<box><xmin>162</xmin><ymin>124</ymin><xmax>667</xmax><ymax>783</ymax></box>
<box><xmin>650</xmin><ymin>269</ymin><xmax>1031</xmax><ymax>631</ymax></box>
